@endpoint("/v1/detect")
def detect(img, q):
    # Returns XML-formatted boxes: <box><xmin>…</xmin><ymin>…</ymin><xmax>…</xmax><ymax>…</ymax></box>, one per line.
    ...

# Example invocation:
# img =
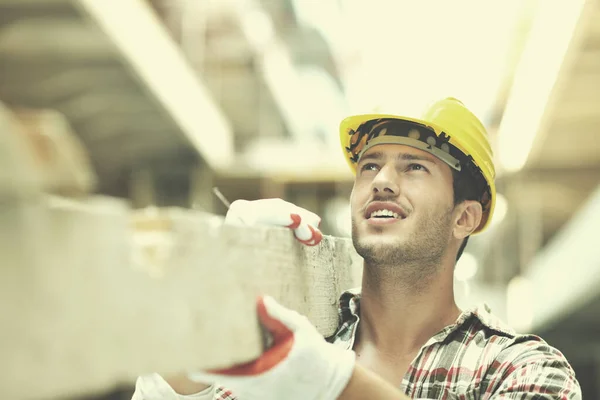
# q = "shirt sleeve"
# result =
<box><xmin>489</xmin><ymin>338</ymin><xmax>582</xmax><ymax>399</ymax></box>
<box><xmin>131</xmin><ymin>373</ymin><xmax>217</xmax><ymax>400</ymax></box>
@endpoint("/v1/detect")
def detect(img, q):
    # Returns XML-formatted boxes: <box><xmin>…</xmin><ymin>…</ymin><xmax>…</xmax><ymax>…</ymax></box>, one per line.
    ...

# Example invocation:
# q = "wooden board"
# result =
<box><xmin>0</xmin><ymin>198</ymin><xmax>362</xmax><ymax>399</ymax></box>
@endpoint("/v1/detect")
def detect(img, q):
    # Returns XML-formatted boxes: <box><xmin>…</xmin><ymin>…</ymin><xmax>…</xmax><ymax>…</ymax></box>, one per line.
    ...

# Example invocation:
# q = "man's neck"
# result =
<box><xmin>356</xmin><ymin>258</ymin><xmax>461</xmax><ymax>357</ymax></box>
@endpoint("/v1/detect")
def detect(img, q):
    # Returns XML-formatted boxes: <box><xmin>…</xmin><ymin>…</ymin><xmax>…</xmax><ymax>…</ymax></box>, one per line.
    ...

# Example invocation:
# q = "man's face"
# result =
<box><xmin>350</xmin><ymin>144</ymin><xmax>456</xmax><ymax>267</ymax></box>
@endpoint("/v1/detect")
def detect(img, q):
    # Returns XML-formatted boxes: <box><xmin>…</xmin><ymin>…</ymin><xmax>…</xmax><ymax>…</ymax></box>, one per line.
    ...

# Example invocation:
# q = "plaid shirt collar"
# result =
<box><xmin>326</xmin><ymin>288</ymin><xmax>581</xmax><ymax>399</ymax></box>
<box><xmin>328</xmin><ymin>287</ymin><xmax>515</xmax><ymax>350</ymax></box>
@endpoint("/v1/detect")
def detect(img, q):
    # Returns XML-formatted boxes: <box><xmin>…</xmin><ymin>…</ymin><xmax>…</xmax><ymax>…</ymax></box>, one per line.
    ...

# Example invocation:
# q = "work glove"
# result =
<box><xmin>187</xmin><ymin>296</ymin><xmax>356</xmax><ymax>400</ymax></box>
<box><xmin>225</xmin><ymin>199</ymin><xmax>323</xmax><ymax>246</ymax></box>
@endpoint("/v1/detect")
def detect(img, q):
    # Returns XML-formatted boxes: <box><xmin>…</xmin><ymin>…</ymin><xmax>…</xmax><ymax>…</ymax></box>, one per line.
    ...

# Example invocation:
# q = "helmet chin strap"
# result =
<box><xmin>358</xmin><ymin>135</ymin><xmax>462</xmax><ymax>172</ymax></box>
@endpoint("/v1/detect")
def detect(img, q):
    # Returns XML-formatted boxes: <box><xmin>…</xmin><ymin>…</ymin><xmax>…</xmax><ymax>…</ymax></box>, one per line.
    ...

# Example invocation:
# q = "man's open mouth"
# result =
<box><xmin>365</xmin><ymin>202</ymin><xmax>407</xmax><ymax>220</ymax></box>
<box><xmin>368</xmin><ymin>209</ymin><xmax>401</xmax><ymax>219</ymax></box>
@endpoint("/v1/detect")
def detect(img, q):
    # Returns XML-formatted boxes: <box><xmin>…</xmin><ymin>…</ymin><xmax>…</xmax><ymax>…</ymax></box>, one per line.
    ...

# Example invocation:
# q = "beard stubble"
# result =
<box><xmin>352</xmin><ymin>205</ymin><xmax>454</xmax><ymax>289</ymax></box>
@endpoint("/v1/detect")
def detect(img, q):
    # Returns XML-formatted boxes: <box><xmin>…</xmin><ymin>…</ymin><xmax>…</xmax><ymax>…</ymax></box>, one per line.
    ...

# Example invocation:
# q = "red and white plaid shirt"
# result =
<box><xmin>326</xmin><ymin>289</ymin><xmax>580</xmax><ymax>399</ymax></box>
<box><xmin>136</xmin><ymin>289</ymin><xmax>581</xmax><ymax>400</ymax></box>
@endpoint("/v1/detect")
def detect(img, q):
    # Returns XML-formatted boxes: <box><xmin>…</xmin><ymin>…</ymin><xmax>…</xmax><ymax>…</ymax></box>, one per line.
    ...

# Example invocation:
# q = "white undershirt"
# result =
<box><xmin>132</xmin><ymin>373</ymin><xmax>216</xmax><ymax>400</ymax></box>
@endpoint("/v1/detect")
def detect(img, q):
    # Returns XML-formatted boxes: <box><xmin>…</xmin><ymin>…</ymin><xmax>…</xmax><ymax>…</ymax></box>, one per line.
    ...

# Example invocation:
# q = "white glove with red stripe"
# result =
<box><xmin>225</xmin><ymin>199</ymin><xmax>323</xmax><ymax>246</ymax></box>
<box><xmin>187</xmin><ymin>296</ymin><xmax>356</xmax><ymax>400</ymax></box>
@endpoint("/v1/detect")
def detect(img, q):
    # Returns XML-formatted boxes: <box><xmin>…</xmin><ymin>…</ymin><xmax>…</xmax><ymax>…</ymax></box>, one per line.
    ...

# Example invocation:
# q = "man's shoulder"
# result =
<box><xmin>333</xmin><ymin>291</ymin><xmax>572</xmax><ymax>367</ymax></box>
<box><xmin>464</xmin><ymin>303</ymin><xmax>517</xmax><ymax>337</ymax></box>
<box><xmin>461</xmin><ymin>303</ymin><xmax>563</xmax><ymax>358</ymax></box>
<box><xmin>464</xmin><ymin>305</ymin><xmax>577</xmax><ymax>376</ymax></box>
<box><xmin>447</xmin><ymin>304</ymin><xmax>580</xmax><ymax>397</ymax></box>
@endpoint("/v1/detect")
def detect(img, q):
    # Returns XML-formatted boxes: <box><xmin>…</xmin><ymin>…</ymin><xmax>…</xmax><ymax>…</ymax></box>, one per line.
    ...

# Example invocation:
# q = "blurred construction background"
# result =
<box><xmin>0</xmin><ymin>0</ymin><xmax>599</xmax><ymax>398</ymax></box>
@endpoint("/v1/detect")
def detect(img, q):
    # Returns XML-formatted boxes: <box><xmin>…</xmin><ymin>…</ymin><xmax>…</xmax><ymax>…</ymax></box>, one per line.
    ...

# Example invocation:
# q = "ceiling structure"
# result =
<box><xmin>0</xmin><ymin>0</ymin><xmax>234</xmax><ymax>197</ymax></box>
<box><xmin>501</xmin><ymin>0</ymin><xmax>600</xmax><ymax>382</ymax></box>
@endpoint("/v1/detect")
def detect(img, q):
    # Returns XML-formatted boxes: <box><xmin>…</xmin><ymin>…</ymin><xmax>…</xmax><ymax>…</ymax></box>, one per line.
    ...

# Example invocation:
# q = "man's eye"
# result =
<box><xmin>360</xmin><ymin>163</ymin><xmax>380</xmax><ymax>172</ymax></box>
<box><xmin>408</xmin><ymin>163</ymin><xmax>428</xmax><ymax>172</ymax></box>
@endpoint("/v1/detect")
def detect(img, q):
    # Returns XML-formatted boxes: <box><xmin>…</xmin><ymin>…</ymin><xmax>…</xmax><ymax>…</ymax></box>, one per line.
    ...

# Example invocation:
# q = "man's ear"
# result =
<box><xmin>453</xmin><ymin>200</ymin><xmax>483</xmax><ymax>239</ymax></box>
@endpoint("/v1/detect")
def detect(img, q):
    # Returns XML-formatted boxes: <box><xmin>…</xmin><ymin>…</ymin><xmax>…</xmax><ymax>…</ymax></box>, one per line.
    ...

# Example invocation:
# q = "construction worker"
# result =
<box><xmin>133</xmin><ymin>98</ymin><xmax>581</xmax><ymax>399</ymax></box>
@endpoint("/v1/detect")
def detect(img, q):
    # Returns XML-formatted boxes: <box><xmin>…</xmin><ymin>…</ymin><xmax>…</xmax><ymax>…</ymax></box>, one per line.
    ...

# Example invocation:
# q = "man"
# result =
<box><xmin>133</xmin><ymin>98</ymin><xmax>581</xmax><ymax>399</ymax></box>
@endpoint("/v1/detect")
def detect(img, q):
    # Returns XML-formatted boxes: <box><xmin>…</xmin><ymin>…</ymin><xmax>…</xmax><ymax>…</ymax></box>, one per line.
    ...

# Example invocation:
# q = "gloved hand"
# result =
<box><xmin>225</xmin><ymin>199</ymin><xmax>323</xmax><ymax>246</ymax></box>
<box><xmin>187</xmin><ymin>296</ymin><xmax>356</xmax><ymax>400</ymax></box>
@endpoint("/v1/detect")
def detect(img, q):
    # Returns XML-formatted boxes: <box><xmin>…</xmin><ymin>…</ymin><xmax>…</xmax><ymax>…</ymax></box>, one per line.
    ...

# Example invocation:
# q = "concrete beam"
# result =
<box><xmin>0</xmin><ymin>0</ymin><xmax>235</xmax><ymax>173</ymax></box>
<box><xmin>0</xmin><ymin>19</ymin><xmax>114</xmax><ymax>60</ymax></box>
<box><xmin>497</xmin><ymin>0</ymin><xmax>596</xmax><ymax>173</ymax></box>
<box><xmin>524</xmin><ymin>183</ymin><xmax>600</xmax><ymax>331</ymax></box>
<box><xmin>75</xmin><ymin>0</ymin><xmax>234</xmax><ymax>170</ymax></box>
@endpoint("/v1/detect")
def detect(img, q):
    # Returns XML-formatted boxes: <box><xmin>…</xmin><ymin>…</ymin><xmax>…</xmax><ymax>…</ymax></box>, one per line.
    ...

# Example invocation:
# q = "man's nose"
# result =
<box><xmin>371</xmin><ymin>164</ymin><xmax>400</xmax><ymax>195</ymax></box>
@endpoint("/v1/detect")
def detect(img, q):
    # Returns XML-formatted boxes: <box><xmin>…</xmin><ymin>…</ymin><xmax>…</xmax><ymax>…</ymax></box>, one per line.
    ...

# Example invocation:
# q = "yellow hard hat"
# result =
<box><xmin>339</xmin><ymin>97</ymin><xmax>496</xmax><ymax>234</ymax></box>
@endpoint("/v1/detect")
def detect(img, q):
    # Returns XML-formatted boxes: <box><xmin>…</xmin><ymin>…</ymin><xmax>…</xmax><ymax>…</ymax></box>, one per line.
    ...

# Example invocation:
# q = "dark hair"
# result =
<box><xmin>451</xmin><ymin>167</ymin><xmax>482</xmax><ymax>261</ymax></box>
